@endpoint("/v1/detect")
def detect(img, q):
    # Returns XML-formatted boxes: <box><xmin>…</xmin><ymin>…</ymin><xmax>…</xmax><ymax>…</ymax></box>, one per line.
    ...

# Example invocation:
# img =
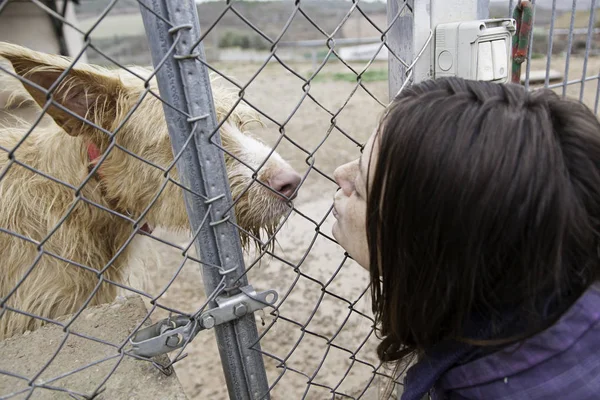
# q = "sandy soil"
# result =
<box><xmin>0</xmin><ymin>296</ymin><xmax>187</xmax><ymax>400</ymax></box>
<box><xmin>124</xmin><ymin>55</ymin><xmax>600</xmax><ymax>400</ymax></box>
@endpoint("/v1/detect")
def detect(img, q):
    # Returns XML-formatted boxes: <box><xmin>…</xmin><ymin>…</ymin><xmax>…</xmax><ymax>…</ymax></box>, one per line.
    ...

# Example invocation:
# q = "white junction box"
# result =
<box><xmin>434</xmin><ymin>19</ymin><xmax>517</xmax><ymax>83</ymax></box>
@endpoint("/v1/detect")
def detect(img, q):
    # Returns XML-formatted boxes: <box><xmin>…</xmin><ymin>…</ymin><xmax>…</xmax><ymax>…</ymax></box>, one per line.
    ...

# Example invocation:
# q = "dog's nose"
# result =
<box><xmin>269</xmin><ymin>169</ymin><xmax>302</xmax><ymax>200</ymax></box>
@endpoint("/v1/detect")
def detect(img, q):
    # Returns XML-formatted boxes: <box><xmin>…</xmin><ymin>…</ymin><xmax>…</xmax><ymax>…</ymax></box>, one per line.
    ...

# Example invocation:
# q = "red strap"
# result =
<box><xmin>140</xmin><ymin>223</ymin><xmax>153</xmax><ymax>234</ymax></box>
<box><xmin>87</xmin><ymin>141</ymin><xmax>104</xmax><ymax>182</ymax></box>
<box><xmin>87</xmin><ymin>142</ymin><xmax>102</xmax><ymax>166</ymax></box>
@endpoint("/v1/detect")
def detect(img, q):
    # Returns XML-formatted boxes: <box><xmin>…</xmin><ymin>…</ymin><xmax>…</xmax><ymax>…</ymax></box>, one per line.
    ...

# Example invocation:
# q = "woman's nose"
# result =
<box><xmin>333</xmin><ymin>164</ymin><xmax>354</xmax><ymax>196</ymax></box>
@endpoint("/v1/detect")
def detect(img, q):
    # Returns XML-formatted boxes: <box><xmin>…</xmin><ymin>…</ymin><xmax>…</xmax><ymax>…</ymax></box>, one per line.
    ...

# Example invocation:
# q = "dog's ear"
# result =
<box><xmin>0</xmin><ymin>42</ymin><xmax>123</xmax><ymax>136</ymax></box>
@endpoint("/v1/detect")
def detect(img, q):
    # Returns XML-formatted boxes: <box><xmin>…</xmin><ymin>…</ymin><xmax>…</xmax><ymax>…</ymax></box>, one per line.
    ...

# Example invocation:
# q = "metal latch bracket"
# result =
<box><xmin>130</xmin><ymin>285</ymin><xmax>278</xmax><ymax>358</ymax></box>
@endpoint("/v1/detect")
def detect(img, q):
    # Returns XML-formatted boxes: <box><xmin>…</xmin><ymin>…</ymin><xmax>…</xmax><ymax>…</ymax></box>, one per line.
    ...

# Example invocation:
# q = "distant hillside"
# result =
<box><xmin>75</xmin><ymin>0</ymin><xmax>598</xmax><ymax>35</ymax></box>
<box><xmin>75</xmin><ymin>0</ymin><xmax>387</xmax><ymax>41</ymax></box>
<box><xmin>74</xmin><ymin>0</ymin><xmax>389</xmax><ymax>67</ymax></box>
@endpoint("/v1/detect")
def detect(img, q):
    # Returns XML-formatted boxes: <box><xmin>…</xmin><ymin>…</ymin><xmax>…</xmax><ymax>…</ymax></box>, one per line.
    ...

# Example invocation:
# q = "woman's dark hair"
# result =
<box><xmin>367</xmin><ymin>77</ymin><xmax>600</xmax><ymax>362</ymax></box>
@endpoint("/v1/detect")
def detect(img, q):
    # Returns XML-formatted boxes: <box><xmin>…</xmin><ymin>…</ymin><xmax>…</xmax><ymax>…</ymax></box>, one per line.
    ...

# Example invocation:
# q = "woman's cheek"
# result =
<box><xmin>349</xmin><ymin>200</ymin><xmax>367</xmax><ymax>232</ymax></box>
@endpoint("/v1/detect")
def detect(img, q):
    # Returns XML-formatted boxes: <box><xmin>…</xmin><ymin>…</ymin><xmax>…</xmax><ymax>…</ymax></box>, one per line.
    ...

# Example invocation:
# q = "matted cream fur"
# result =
<box><xmin>0</xmin><ymin>42</ymin><xmax>300</xmax><ymax>340</ymax></box>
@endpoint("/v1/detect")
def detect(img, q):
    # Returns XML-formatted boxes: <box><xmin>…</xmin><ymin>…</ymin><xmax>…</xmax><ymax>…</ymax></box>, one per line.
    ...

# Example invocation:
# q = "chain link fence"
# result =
<box><xmin>0</xmin><ymin>0</ymin><xmax>421</xmax><ymax>398</ymax></box>
<box><xmin>0</xmin><ymin>0</ymin><xmax>599</xmax><ymax>399</ymax></box>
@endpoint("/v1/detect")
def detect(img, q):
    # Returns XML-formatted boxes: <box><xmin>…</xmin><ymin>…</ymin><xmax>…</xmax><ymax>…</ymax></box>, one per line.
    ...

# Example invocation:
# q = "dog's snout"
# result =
<box><xmin>269</xmin><ymin>169</ymin><xmax>302</xmax><ymax>200</ymax></box>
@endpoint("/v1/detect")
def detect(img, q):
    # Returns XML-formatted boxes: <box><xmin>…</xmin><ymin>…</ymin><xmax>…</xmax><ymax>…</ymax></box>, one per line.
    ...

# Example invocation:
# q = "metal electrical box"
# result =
<box><xmin>434</xmin><ymin>18</ymin><xmax>517</xmax><ymax>83</ymax></box>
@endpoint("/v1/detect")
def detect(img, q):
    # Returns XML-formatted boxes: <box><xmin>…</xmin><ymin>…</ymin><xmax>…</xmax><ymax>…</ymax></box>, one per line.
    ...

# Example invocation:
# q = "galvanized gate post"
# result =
<box><xmin>138</xmin><ymin>1</ymin><xmax>270</xmax><ymax>399</ymax></box>
<box><xmin>387</xmin><ymin>0</ymin><xmax>415</xmax><ymax>100</ymax></box>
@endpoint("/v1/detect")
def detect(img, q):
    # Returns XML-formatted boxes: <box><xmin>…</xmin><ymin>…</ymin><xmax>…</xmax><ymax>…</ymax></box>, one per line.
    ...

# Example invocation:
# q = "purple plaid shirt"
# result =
<box><xmin>431</xmin><ymin>282</ymin><xmax>600</xmax><ymax>399</ymax></box>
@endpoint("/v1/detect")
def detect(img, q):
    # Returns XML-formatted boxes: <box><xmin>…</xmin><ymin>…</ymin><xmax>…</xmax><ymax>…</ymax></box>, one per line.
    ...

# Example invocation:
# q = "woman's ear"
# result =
<box><xmin>0</xmin><ymin>41</ymin><xmax>124</xmax><ymax>137</ymax></box>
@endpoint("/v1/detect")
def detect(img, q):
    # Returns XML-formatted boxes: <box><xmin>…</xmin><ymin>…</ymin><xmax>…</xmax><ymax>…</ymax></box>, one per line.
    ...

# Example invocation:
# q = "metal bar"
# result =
<box><xmin>553</xmin><ymin>28</ymin><xmax>600</xmax><ymax>34</ymax></box>
<box><xmin>544</xmin><ymin>0</ymin><xmax>558</xmax><ymax>88</ymax></box>
<box><xmin>579</xmin><ymin>0</ymin><xmax>597</xmax><ymax>102</ymax></box>
<box><xmin>138</xmin><ymin>1</ymin><xmax>270</xmax><ymax>399</ymax></box>
<box><xmin>524</xmin><ymin>0</ymin><xmax>537</xmax><ymax>90</ymax></box>
<box><xmin>562</xmin><ymin>0</ymin><xmax>578</xmax><ymax>97</ymax></box>
<box><xmin>545</xmin><ymin>73</ymin><xmax>600</xmax><ymax>89</ymax></box>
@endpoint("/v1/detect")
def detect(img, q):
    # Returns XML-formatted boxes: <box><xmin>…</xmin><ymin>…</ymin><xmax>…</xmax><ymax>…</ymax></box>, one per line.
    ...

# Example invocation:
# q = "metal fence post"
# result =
<box><xmin>387</xmin><ymin>0</ymin><xmax>435</xmax><ymax>97</ymax></box>
<box><xmin>387</xmin><ymin>0</ymin><xmax>415</xmax><ymax>99</ymax></box>
<box><xmin>138</xmin><ymin>1</ymin><xmax>270</xmax><ymax>399</ymax></box>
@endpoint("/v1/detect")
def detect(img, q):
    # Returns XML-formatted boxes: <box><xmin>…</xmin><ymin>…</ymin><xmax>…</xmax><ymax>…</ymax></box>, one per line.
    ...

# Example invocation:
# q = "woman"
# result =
<box><xmin>332</xmin><ymin>77</ymin><xmax>600</xmax><ymax>399</ymax></box>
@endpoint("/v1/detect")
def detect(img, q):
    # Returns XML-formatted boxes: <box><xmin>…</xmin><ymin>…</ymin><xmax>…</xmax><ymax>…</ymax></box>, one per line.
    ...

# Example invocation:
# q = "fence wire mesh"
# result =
<box><xmin>0</xmin><ymin>0</ymin><xmax>420</xmax><ymax>398</ymax></box>
<box><xmin>0</xmin><ymin>0</ymin><xmax>599</xmax><ymax>400</ymax></box>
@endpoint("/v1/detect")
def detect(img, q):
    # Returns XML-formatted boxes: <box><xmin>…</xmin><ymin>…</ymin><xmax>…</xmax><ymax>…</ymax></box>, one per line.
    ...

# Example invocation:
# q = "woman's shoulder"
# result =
<box><xmin>436</xmin><ymin>282</ymin><xmax>600</xmax><ymax>399</ymax></box>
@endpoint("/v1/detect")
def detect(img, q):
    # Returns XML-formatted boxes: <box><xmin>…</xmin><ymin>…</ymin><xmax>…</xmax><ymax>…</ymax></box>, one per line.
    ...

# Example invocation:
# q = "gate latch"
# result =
<box><xmin>130</xmin><ymin>285</ymin><xmax>278</xmax><ymax>358</ymax></box>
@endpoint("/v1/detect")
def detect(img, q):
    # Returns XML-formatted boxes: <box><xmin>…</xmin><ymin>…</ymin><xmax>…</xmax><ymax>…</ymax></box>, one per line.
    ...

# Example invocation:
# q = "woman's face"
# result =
<box><xmin>332</xmin><ymin>131</ymin><xmax>378</xmax><ymax>269</ymax></box>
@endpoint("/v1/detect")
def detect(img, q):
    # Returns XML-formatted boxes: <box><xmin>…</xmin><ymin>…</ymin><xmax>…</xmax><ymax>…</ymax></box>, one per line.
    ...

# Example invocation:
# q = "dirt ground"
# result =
<box><xmin>0</xmin><ymin>296</ymin><xmax>187</xmax><ymax>400</ymax></box>
<box><xmin>123</xmin><ymin>55</ymin><xmax>600</xmax><ymax>400</ymax></box>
